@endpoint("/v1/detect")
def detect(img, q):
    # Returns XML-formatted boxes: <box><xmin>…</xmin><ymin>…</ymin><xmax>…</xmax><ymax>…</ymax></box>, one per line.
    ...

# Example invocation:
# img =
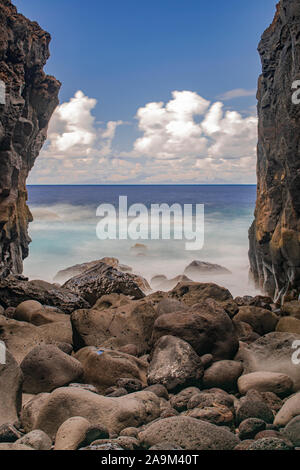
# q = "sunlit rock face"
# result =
<box><xmin>0</xmin><ymin>0</ymin><xmax>60</xmax><ymax>277</ymax></box>
<box><xmin>249</xmin><ymin>0</ymin><xmax>300</xmax><ymax>302</ymax></box>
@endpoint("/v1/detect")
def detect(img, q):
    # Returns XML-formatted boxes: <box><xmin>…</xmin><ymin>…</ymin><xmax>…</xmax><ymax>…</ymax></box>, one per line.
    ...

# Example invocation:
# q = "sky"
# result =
<box><xmin>14</xmin><ymin>0</ymin><xmax>278</xmax><ymax>184</ymax></box>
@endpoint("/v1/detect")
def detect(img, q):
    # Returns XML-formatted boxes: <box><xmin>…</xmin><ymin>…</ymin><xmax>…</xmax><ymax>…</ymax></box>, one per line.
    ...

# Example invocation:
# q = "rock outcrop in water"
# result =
<box><xmin>0</xmin><ymin>0</ymin><xmax>60</xmax><ymax>277</ymax></box>
<box><xmin>249</xmin><ymin>0</ymin><xmax>300</xmax><ymax>302</ymax></box>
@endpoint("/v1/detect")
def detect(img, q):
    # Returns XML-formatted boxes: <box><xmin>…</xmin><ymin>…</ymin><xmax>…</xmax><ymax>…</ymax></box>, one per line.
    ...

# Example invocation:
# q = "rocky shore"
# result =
<box><xmin>1</xmin><ymin>259</ymin><xmax>300</xmax><ymax>451</ymax></box>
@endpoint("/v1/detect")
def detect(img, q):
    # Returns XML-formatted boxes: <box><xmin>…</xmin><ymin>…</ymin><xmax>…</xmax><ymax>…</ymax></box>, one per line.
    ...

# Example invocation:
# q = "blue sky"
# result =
<box><xmin>14</xmin><ymin>0</ymin><xmax>278</xmax><ymax>184</ymax></box>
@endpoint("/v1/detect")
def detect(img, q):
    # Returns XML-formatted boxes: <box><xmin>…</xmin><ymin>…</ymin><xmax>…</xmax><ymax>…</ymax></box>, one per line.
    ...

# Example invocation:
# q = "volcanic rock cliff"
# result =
<box><xmin>249</xmin><ymin>0</ymin><xmax>300</xmax><ymax>302</ymax></box>
<box><xmin>0</xmin><ymin>0</ymin><xmax>60</xmax><ymax>277</ymax></box>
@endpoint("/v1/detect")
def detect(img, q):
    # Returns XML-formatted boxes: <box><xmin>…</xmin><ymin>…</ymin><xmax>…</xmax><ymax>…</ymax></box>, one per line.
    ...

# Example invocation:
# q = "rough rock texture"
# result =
<box><xmin>0</xmin><ymin>350</ymin><xmax>23</xmax><ymax>425</ymax></box>
<box><xmin>249</xmin><ymin>0</ymin><xmax>300</xmax><ymax>301</ymax></box>
<box><xmin>0</xmin><ymin>0</ymin><xmax>60</xmax><ymax>277</ymax></box>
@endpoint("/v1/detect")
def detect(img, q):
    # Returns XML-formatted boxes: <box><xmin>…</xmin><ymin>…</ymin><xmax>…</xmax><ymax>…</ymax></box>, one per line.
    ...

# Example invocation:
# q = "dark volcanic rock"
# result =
<box><xmin>184</xmin><ymin>260</ymin><xmax>231</xmax><ymax>277</ymax></box>
<box><xmin>249</xmin><ymin>0</ymin><xmax>300</xmax><ymax>301</ymax></box>
<box><xmin>0</xmin><ymin>276</ymin><xmax>89</xmax><ymax>313</ymax></box>
<box><xmin>0</xmin><ymin>0</ymin><xmax>60</xmax><ymax>277</ymax></box>
<box><xmin>63</xmin><ymin>262</ymin><xmax>145</xmax><ymax>304</ymax></box>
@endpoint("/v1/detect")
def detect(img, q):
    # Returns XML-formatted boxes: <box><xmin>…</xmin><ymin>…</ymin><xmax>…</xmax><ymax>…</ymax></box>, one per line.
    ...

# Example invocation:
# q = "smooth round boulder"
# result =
<box><xmin>234</xmin><ymin>306</ymin><xmax>279</xmax><ymax>335</ymax></box>
<box><xmin>138</xmin><ymin>416</ymin><xmax>240</xmax><ymax>450</ymax></box>
<box><xmin>20</xmin><ymin>345</ymin><xmax>83</xmax><ymax>394</ymax></box>
<box><xmin>281</xmin><ymin>301</ymin><xmax>300</xmax><ymax>319</ymax></box>
<box><xmin>148</xmin><ymin>335</ymin><xmax>204</xmax><ymax>391</ymax></box>
<box><xmin>74</xmin><ymin>347</ymin><xmax>147</xmax><ymax>393</ymax></box>
<box><xmin>282</xmin><ymin>416</ymin><xmax>300</xmax><ymax>447</ymax></box>
<box><xmin>274</xmin><ymin>393</ymin><xmax>300</xmax><ymax>427</ymax></box>
<box><xmin>238</xmin><ymin>371</ymin><xmax>294</xmax><ymax>397</ymax></box>
<box><xmin>276</xmin><ymin>317</ymin><xmax>300</xmax><ymax>335</ymax></box>
<box><xmin>14</xmin><ymin>300</ymin><xmax>43</xmax><ymax>323</ymax></box>
<box><xmin>54</xmin><ymin>416</ymin><xmax>108</xmax><ymax>450</ymax></box>
<box><xmin>203</xmin><ymin>360</ymin><xmax>243</xmax><ymax>392</ymax></box>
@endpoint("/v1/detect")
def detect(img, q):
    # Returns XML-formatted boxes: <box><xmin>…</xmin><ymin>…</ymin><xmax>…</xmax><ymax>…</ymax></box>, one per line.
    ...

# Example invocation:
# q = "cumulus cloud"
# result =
<box><xmin>29</xmin><ymin>89</ymin><xmax>258</xmax><ymax>184</ymax></box>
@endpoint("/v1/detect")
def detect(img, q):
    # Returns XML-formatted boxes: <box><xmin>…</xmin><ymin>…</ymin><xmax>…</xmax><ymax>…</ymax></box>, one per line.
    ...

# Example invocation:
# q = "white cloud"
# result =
<box><xmin>217</xmin><ymin>88</ymin><xmax>256</xmax><ymax>101</ymax></box>
<box><xmin>29</xmin><ymin>89</ymin><xmax>258</xmax><ymax>184</ymax></box>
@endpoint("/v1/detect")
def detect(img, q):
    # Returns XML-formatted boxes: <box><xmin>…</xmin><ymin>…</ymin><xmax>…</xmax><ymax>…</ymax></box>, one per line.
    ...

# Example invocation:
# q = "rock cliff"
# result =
<box><xmin>0</xmin><ymin>0</ymin><xmax>60</xmax><ymax>277</ymax></box>
<box><xmin>249</xmin><ymin>0</ymin><xmax>300</xmax><ymax>302</ymax></box>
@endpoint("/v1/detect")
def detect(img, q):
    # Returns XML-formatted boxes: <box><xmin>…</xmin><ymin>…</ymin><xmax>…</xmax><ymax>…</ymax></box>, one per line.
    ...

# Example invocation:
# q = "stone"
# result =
<box><xmin>119</xmin><ymin>428</ymin><xmax>139</xmax><ymax>438</ymax></box>
<box><xmin>234</xmin><ymin>306</ymin><xmax>279</xmax><ymax>335</ymax></box>
<box><xmin>248</xmin><ymin>437</ymin><xmax>294</xmax><ymax>451</ymax></box>
<box><xmin>138</xmin><ymin>416</ymin><xmax>239</xmax><ymax>450</ymax></box>
<box><xmin>234</xmin><ymin>440</ymin><xmax>254</xmax><ymax>450</ymax></box>
<box><xmin>143</xmin><ymin>384</ymin><xmax>169</xmax><ymax>400</ymax></box>
<box><xmin>148</xmin><ymin>335</ymin><xmax>204</xmax><ymax>391</ymax></box>
<box><xmin>0</xmin><ymin>350</ymin><xmax>23</xmax><ymax>426</ymax></box>
<box><xmin>276</xmin><ymin>317</ymin><xmax>300</xmax><ymax>335</ymax></box>
<box><xmin>152</xmin><ymin>298</ymin><xmax>239</xmax><ymax>361</ymax></box>
<box><xmin>0</xmin><ymin>277</ymin><xmax>88</xmax><ymax>314</ymax></box>
<box><xmin>238</xmin><ymin>372</ymin><xmax>294</xmax><ymax>397</ymax></box>
<box><xmin>187</xmin><ymin>388</ymin><xmax>234</xmax><ymax>411</ymax></box>
<box><xmin>202</xmin><ymin>360</ymin><xmax>243</xmax><ymax>392</ymax></box>
<box><xmin>20</xmin><ymin>345</ymin><xmax>83</xmax><ymax>393</ymax></box>
<box><xmin>71</xmin><ymin>296</ymin><xmax>157</xmax><ymax>354</ymax></box>
<box><xmin>149</xmin><ymin>443</ymin><xmax>183</xmax><ymax>450</ymax></box>
<box><xmin>91</xmin><ymin>437</ymin><xmax>140</xmax><ymax>450</ymax></box>
<box><xmin>105</xmin><ymin>388</ymin><xmax>128</xmax><ymax>398</ymax></box>
<box><xmin>14</xmin><ymin>300</ymin><xmax>70</xmax><ymax>327</ymax></box>
<box><xmin>274</xmin><ymin>393</ymin><xmax>300</xmax><ymax>427</ymax></box>
<box><xmin>238</xmin><ymin>418</ymin><xmax>266</xmax><ymax>440</ymax></box>
<box><xmin>200</xmin><ymin>354</ymin><xmax>213</xmax><ymax>369</ymax></box>
<box><xmin>116</xmin><ymin>378</ymin><xmax>143</xmax><ymax>393</ymax></box>
<box><xmin>21</xmin><ymin>393</ymin><xmax>50</xmax><ymax>433</ymax></box>
<box><xmin>0</xmin><ymin>443</ymin><xmax>34</xmax><ymax>450</ymax></box>
<box><xmin>236</xmin><ymin>332</ymin><xmax>300</xmax><ymax>391</ymax></box>
<box><xmin>54</xmin><ymin>417</ymin><xmax>108</xmax><ymax>450</ymax></box>
<box><xmin>16</xmin><ymin>430</ymin><xmax>52</xmax><ymax>450</ymax></box>
<box><xmin>0</xmin><ymin>0</ymin><xmax>60</xmax><ymax>278</ymax></box>
<box><xmin>63</xmin><ymin>262</ymin><xmax>145</xmax><ymax>305</ymax></box>
<box><xmin>281</xmin><ymin>301</ymin><xmax>300</xmax><ymax>320</ymax></box>
<box><xmin>0</xmin><ymin>424</ymin><xmax>22</xmax><ymax>443</ymax></box>
<box><xmin>34</xmin><ymin>388</ymin><xmax>160</xmax><ymax>440</ymax></box>
<box><xmin>118</xmin><ymin>344</ymin><xmax>139</xmax><ymax>357</ymax></box>
<box><xmin>170</xmin><ymin>387</ymin><xmax>201</xmax><ymax>412</ymax></box>
<box><xmin>169</xmin><ymin>281</ymin><xmax>233</xmax><ymax>305</ymax></box>
<box><xmin>184</xmin><ymin>260</ymin><xmax>231</xmax><ymax>277</ymax></box>
<box><xmin>184</xmin><ymin>405</ymin><xmax>234</xmax><ymax>428</ymax></box>
<box><xmin>54</xmin><ymin>258</ymin><xmax>120</xmax><ymax>283</ymax></box>
<box><xmin>233</xmin><ymin>320</ymin><xmax>260</xmax><ymax>344</ymax></box>
<box><xmin>0</xmin><ymin>315</ymin><xmax>73</xmax><ymax>363</ymax></box>
<box><xmin>74</xmin><ymin>347</ymin><xmax>147</xmax><ymax>393</ymax></box>
<box><xmin>236</xmin><ymin>390</ymin><xmax>274</xmax><ymax>425</ymax></box>
<box><xmin>248</xmin><ymin>0</ymin><xmax>300</xmax><ymax>301</ymax></box>
<box><xmin>282</xmin><ymin>416</ymin><xmax>300</xmax><ymax>447</ymax></box>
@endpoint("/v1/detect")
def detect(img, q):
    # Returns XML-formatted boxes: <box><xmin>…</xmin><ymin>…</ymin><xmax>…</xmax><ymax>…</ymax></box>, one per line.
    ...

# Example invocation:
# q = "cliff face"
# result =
<box><xmin>0</xmin><ymin>0</ymin><xmax>60</xmax><ymax>277</ymax></box>
<box><xmin>249</xmin><ymin>0</ymin><xmax>300</xmax><ymax>302</ymax></box>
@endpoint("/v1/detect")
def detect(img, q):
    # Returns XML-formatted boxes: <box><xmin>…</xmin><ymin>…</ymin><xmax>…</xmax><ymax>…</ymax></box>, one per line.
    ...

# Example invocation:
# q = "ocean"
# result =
<box><xmin>24</xmin><ymin>184</ymin><xmax>259</xmax><ymax>298</ymax></box>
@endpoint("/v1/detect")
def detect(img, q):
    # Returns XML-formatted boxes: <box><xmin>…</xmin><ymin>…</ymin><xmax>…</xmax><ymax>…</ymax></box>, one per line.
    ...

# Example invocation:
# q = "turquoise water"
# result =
<box><xmin>24</xmin><ymin>185</ymin><xmax>259</xmax><ymax>297</ymax></box>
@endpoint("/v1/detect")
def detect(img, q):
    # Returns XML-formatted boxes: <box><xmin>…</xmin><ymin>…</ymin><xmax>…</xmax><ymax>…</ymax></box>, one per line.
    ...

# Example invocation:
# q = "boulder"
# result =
<box><xmin>0</xmin><ymin>277</ymin><xmax>89</xmax><ymax>314</ymax></box>
<box><xmin>21</xmin><ymin>393</ymin><xmax>50</xmax><ymax>433</ymax></box>
<box><xmin>248</xmin><ymin>437</ymin><xmax>293</xmax><ymax>451</ymax></box>
<box><xmin>0</xmin><ymin>443</ymin><xmax>34</xmax><ymax>450</ymax></box>
<box><xmin>187</xmin><ymin>388</ymin><xmax>234</xmax><ymax>411</ymax></box>
<box><xmin>274</xmin><ymin>393</ymin><xmax>300</xmax><ymax>427</ymax></box>
<box><xmin>233</xmin><ymin>320</ymin><xmax>260</xmax><ymax>344</ymax></box>
<box><xmin>0</xmin><ymin>350</ymin><xmax>23</xmax><ymax>426</ymax></box>
<box><xmin>148</xmin><ymin>336</ymin><xmax>203</xmax><ymax>391</ymax></box>
<box><xmin>238</xmin><ymin>372</ymin><xmax>294</xmax><ymax>397</ymax></box>
<box><xmin>281</xmin><ymin>301</ymin><xmax>300</xmax><ymax>320</ymax></box>
<box><xmin>138</xmin><ymin>416</ymin><xmax>239</xmax><ymax>450</ymax></box>
<box><xmin>16</xmin><ymin>430</ymin><xmax>52</xmax><ymax>450</ymax></box>
<box><xmin>74</xmin><ymin>347</ymin><xmax>147</xmax><ymax>393</ymax></box>
<box><xmin>54</xmin><ymin>417</ymin><xmax>108</xmax><ymax>450</ymax></box>
<box><xmin>184</xmin><ymin>405</ymin><xmax>234</xmax><ymax>428</ymax></box>
<box><xmin>276</xmin><ymin>317</ymin><xmax>300</xmax><ymax>335</ymax></box>
<box><xmin>235</xmin><ymin>332</ymin><xmax>300</xmax><ymax>391</ymax></box>
<box><xmin>169</xmin><ymin>281</ymin><xmax>233</xmax><ymax>305</ymax></box>
<box><xmin>184</xmin><ymin>260</ymin><xmax>231</xmax><ymax>277</ymax></box>
<box><xmin>234</xmin><ymin>306</ymin><xmax>279</xmax><ymax>335</ymax></box>
<box><xmin>282</xmin><ymin>416</ymin><xmax>300</xmax><ymax>447</ymax></box>
<box><xmin>34</xmin><ymin>388</ymin><xmax>160</xmax><ymax>439</ymax></box>
<box><xmin>14</xmin><ymin>300</ymin><xmax>70</xmax><ymax>327</ymax></box>
<box><xmin>0</xmin><ymin>315</ymin><xmax>72</xmax><ymax>363</ymax></box>
<box><xmin>20</xmin><ymin>345</ymin><xmax>83</xmax><ymax>393</ymax></box>
<box><xmin>63</xmin><ymin>262</ymin><xmax>145</xmax><ymax>304</ymax></box>
<box><xmin>236</xmin><ymin>390</ymin><xmax>274</xmax><ymax>425</ymax></box>
<box><xmin>54</xmin><ymin>258</ymin><xmax>120</xmax><ymax>283</ymax></box>
<box><xmin>152</xmin><ymin>299</ymin><xmax>239</xmax><ymax>361</ymax></box>
<box><xmin>71</xmin><ymin>296</ymin><xmax>157</xmax><ymax>354</ymax></box>
<box><xmin>238</xmin><ymin>418</ymin><xmax>266</xmax><ymax>440</ymax></box>
<box><xmin>202</xmin><ymin>360</ymin><xmax>243</xmax><ymax>392</ymax></box>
